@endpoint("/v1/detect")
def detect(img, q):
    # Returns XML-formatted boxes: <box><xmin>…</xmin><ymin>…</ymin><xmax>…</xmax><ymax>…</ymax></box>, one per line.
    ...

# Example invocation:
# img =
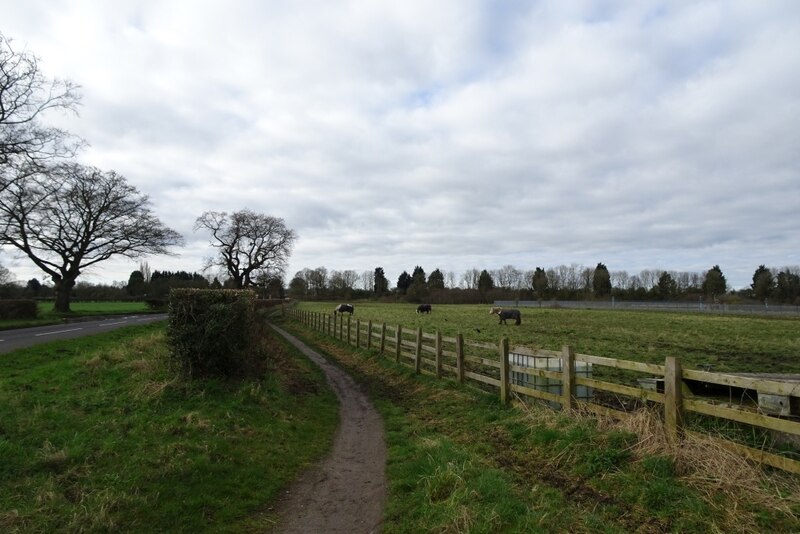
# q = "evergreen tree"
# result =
<box><xmin>592</xmin><ymin>262</ymin><xmax>612</xmax><ymax>297</ymax></box>
<box><xmin>751</xmin><ymin>265</ymin><xmax>775</xmax><ymax>301</ymax></box>
<box><xmin>373</xmin><ymin>267</ymin><xmax>389</xmax><ymax>296</ymax></box>
<box><xmin>656</xmin><ymin>271</ymin><xmax>677</xmax><ymax>300</ymax></box>
<box><xmin>531</xmin><ymin>267</ymin><xmax>549</xmax><ymax>298</ymax></box>
<box><xmin>126</xmin><ymin>270</ymin><xmax>146</xmax><ymax>296</ymax></box>
<box><xmin>478</xmin><ymin>270</ymin><xmax>494</xmax><ymax>293</ymax></box>
<box><xmin>427</xmin><ymin>269</ymin><xmax>445</xmax><ymax>290</ymax></box>
<box><xmin>702</xmin><ymin>265</ymin><xmax>727</xmax><ymax>298</ymax></box>
<box><xmin>411</xmin><ymin>266</ymin><xmax>426</xmax><ymax>285</ymax></box>
<box><xmin>775</xmin><ymin>270</ymin><xmax>800</xmax><ymax>304</ymax></box>
<box><xmin>26</xmin><ymin>278</ymin><xmax>42</xmax><ymax>296</ymax></box>
<box><xmin>396</xmin><ymin>271</ymin><xmax>412</xmax><ymax>294</ymax></box>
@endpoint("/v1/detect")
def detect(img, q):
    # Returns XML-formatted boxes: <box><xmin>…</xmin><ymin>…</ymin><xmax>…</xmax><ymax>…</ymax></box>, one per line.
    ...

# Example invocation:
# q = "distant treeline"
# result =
<box><xmin>2</xmin><ymin>262</ymin><xmax>797</xmax><ymax>306</ymax></box>
<box><xmin>288</xmin><ymin>264</ymin><xmax>800</xmax><ymax>305</ymax></box>
<box><xmin>0</xmin><ymin>269</ymin><xmax>286</xmax><ymax>302</ymax></box>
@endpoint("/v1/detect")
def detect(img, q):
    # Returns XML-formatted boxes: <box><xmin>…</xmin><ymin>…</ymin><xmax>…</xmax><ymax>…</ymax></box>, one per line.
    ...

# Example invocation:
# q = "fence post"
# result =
<box><xmin>347</xmin><ymin>315</ymin><xmax>352</xmax><ymax>344</ymax></box>
<box><xmin>356</xmin><ymin>319</ymin><xmax>361</xmax><ymax>348</ymax></box>
<box><xmin>395</xmin><ymin>325</ymin><xmax>402</xmax><ymax>363</ymax></box>
<box><xmin>339</xmin><ymin>315</ymin><xmax>344</xmax><ymax>339</ymax></box>
<box><xmin>664</xmin><ymin>356</ymin><xmax>684</xmax><ymax>444</ymax></box>
<box><xmin>367</xmin><ymin>320</ymin><xmax>373</xmax><ymax>350</ymax></box>
<box><xmin>435</xmin><ymin>330</ymin><xmax>442</xmax><ymax>378</ymax></box>
<box><xmin>499</xmin><ymin>337</ymin><xmax>510</xmax><ymax>404</ymax></box>
<box><xmin>456</xmin><ymin>333</ymin><xmax>464</xmax><ymax>384</ymax></box>
<box><xmin>561</xmin><ymin>345</ymin><xmax>576</xmax><ymax>411</ymax></box>
<box><xmin>414</xmin><ymin>327</ymin><xmax>422</xmax><ymax>374</ymax></box>
<box><xmin>380</xmin><ymin>323</ymin><xmax>386</xmax><ymax>353</ymax></box>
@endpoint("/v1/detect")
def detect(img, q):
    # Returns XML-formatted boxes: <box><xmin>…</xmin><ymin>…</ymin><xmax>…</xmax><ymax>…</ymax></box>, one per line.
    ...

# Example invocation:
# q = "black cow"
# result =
<box><xmin>416</xmin><ymin>304</ymin><xmax>432</xmax><ymax>314</ymax></box>
<box><xmin>334</xmin><ymin>303</ymin><xmax>354</xmax><ymax>316</ymax></box>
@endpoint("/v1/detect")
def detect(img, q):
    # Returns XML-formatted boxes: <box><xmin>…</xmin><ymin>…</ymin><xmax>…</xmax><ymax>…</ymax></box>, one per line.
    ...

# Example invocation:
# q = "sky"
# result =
<box><xmin>1</xmin><ymin>0</ymin><xmax>799</xmax><ymax>291</ymax></box>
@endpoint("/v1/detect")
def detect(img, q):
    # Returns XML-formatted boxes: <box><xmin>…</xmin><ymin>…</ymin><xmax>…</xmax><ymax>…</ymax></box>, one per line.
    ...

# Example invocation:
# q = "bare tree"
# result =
<box><xmin>0</xmin><ymin>262</ymin><xmax>11</xmax><ymax>285</ymax></box>
<box><xmin>0</xmin><ymin>33</ymin><xmax>82</xmax><ymax>176</ymax></box>
<box><xmin>360</xmin><ymin>269</ymin><xmax>374</xmax><ymax>292</ymax></box>
<box><xmin>308</xmin><ymin>266</ymin><xmax>327</xmax><ymax>297</ymax></box>
<box><xmin>0</xmin><ymin>163</ymin><xmax>183</xmax><ymax>311</ymax></box>
<box><xmin>494</xmin><ymin>264</ymin><xmax>523</xmax><ymax>290</ymax></box>
<box><xmin>611</xmin><ymin>270</ymin><xmax>630</xmax><ymax>290</ymax></box>
<box><xmin>445</xmin><ymin>270</ymin><xmax>457</xmax><ymax>289</ymax></box>
<box><xmin>195</xmin><ymin>209</ymin><xmax>296</xmax><ymax>290</ymax></box>
<box><xmin>328</xmin><ymin>269</ymin><xmax>358</xmax><ymax>295</ymax></box>
<box><xmin>461</xmin><ymin>268</ymin><xmax>480</xmax><ymax>289</ymax></box>
<box><xmin>139</xmin><ymin>260</ymin><xmax>152</xmax><ymax>283</ymax></box>
<box><xmin>639</xmin><ymin>269</ymin><xmax>659</xmax><ymax>290</ymax></box>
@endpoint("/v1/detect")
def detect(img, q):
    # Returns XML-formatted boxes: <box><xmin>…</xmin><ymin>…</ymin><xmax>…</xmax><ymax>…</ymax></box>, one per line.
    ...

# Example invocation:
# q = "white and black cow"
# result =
<box><xmin>334</xmin><ymin>303</ymin><xmax>354</xmax><ymax>316</ymax></box>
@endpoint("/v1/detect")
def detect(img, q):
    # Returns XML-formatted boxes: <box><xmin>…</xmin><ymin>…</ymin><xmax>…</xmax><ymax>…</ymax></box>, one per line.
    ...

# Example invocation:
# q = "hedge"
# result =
<box><xmin>0</xmin><ymin>300</ymin><xmax>38</xmax><ymax>320</ymax></box>
<box><xmin>167</xmin><ymin>289</ymin><xmax>263</xmax><ymax>378</ymax></box>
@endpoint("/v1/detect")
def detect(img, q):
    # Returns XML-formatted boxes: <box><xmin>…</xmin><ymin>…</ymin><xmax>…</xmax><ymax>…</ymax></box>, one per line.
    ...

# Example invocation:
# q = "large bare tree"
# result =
<box><xmin>195</xmin><ymin>209</ymin><xmax>296</xmax><ymax>289</ymax></box>
<box><xmin>0</xmin><ymin>163</ymin><xmax>183</xmax><ymax>311</ymax></box>
<box><xmin>1</xmin><ymin>33</ymin><xmax>81</xmax><ymax>177</ymax></box>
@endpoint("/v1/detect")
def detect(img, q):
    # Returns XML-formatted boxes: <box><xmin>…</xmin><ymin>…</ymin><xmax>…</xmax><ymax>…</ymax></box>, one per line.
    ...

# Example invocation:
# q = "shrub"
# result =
<box><xmin>167</xmin><ymin>289</ymin><xmax>264</xmax><ymax>378</ymax></box>
<box><xmin>0</xmin><ymin>299</ymin><xmax>38</xmax><ymax>320</ymax></box>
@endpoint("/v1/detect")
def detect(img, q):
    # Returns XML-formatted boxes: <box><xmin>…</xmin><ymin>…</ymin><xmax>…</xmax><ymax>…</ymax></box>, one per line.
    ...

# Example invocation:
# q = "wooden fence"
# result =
<box><xmin>288</xmin><ymin>308</ymin><xmax>800</xmax><ymax>474</ymax></box>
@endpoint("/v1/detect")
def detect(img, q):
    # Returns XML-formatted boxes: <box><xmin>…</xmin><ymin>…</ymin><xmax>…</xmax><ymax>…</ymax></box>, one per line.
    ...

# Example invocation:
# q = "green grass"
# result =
<box><xmin>39</xmin><ymin>300</ymin><xmax>152</xmax><ymax>316</ymax></box>
<box><xmin>0</xmin><ymin>321</ymin><xmax>338</xmax><ymax>532</ymax></box>
<box><xmin>279</xmin><ymin>315</ymin><xmax>800</xmax><ymax>533</ymax></box>
<box><xmin>297</xmin><ymin>301</ymin><xmax>800</xmax><ymax>374</ymax></box>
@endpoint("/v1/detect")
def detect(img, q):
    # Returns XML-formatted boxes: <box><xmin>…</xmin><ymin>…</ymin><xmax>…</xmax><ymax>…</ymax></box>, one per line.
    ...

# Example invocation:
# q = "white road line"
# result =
<box><xmin>98</xmin><ymin>321</ymin><xmax>127</xmax><ymax>327</ymax></box>
<box><xmin>35</xmin><ymin>327</ymin><xmax>83</xmax><ymax>337</ymax></box>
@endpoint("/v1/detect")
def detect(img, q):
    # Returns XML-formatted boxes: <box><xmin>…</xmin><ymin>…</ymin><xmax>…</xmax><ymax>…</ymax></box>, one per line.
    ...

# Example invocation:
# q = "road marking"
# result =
<box><xmin>99</xmin><ymin>321</ymin><xmax>127</xmax><ymax>327</ymax></box>
<box><xmin>35</xmin><ymin>328</ymin><xmax>83</xmax><ymax>337</ymax></box>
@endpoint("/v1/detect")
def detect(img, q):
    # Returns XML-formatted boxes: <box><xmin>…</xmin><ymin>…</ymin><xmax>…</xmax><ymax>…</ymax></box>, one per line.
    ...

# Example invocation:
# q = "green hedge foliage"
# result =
<box><xmin>167</xmin><ymin>289</ymin><xmax>263</xmax><ymax>378</ymax></box>
<box><xmin>0</xmin><ymin>299</ymin><xmax>38</xmax><ymax>320</ymax></box>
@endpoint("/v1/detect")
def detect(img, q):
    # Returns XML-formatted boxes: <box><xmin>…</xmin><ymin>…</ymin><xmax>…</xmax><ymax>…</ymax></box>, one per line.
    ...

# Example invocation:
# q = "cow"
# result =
<box><xmin>489</xmin><ymin>306</ymin><xmax>521</xmax><ymax>325</ymax></box>
<box><xmin>416</xmin><ymin>304</ymin><xmax>432</xmax><ymax>314</ymax></box>
<box><xmin>334</xmin><ymin>303</ymin><xmax>354</xmax><ymax>316</ymax></box>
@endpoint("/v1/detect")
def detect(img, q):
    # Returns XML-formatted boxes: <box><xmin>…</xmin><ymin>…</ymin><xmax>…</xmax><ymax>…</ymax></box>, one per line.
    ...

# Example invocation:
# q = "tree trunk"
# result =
<box><xmin>52</xmin><ymin>276</ymin><xmax>76</xmax><ymax>313</ymax></box>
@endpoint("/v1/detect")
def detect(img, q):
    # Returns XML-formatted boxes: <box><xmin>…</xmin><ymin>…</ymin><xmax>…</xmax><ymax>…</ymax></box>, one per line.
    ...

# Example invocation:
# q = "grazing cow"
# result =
<box><xmin>489</xmin><ymin>306</ymin><xmax>521</xmax><ymax>325</ymax></box>
<box><xmin>334</xmin><ymin>303</ymin><xmax>354</xmax><ymax>316</ymax></box>
<box><xmin>416</xmin><ymin>304</ymin><xmax>432</xmax><ymax>314</ymax></box>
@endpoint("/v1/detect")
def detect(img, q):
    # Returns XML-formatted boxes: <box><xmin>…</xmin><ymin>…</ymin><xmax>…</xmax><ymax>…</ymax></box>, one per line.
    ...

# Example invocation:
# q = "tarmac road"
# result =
<box><xmin>0</xmin><ymin>314</ymin><xmax>168</xmax><ymax>354</ymax></box>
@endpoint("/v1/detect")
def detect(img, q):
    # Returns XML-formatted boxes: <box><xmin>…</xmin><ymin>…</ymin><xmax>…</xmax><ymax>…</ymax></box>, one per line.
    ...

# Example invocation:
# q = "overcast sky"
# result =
<box><xmin>2</xmin><ymin>1</ymin><xmax>799</xmax><ymax>290</ymax></box>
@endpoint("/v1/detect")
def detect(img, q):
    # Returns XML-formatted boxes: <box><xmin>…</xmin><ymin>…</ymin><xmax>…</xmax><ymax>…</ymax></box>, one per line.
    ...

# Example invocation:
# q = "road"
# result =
<box><xmin>0</xmin><ymin>314</ymin><xmax>168</xmax><ymax>354</ymax></box>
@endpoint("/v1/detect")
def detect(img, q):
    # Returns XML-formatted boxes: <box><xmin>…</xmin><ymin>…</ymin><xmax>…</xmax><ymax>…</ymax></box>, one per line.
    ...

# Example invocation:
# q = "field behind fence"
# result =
<box><xmin>286</xmin><ymin>306</ymin><xmax>800</xmax><ymax>474</ymax></box>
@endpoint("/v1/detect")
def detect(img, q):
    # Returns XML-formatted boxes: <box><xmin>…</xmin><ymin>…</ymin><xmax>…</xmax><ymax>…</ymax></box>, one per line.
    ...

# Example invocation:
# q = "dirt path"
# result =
<box><xmin>268</xmin><ymin>324</ymin><xmax>387</xmax><ymax>534</ymax></box>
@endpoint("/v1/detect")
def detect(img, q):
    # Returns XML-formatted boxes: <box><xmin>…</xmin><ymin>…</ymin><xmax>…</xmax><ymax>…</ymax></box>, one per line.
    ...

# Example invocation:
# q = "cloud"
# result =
<box><xmin>2</xmin><ymin>0</ymin><xmax>799</xmax><ymax>290</ymax></box>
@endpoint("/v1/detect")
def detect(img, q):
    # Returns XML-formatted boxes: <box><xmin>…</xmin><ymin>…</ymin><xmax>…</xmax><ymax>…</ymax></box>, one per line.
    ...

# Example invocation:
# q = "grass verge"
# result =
<box><xmin>0</xmin><ymin>321</ymin><xmax>338</xmax><ymax>532</ymax></box>
<box><xmin>278</xmin><ymin>316</ymin><xmax>800</xmax><ymax>533</ymax></box>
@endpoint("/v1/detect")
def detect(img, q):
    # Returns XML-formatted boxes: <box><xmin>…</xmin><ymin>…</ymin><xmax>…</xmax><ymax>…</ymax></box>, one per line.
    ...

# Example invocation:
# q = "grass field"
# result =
<box><xmin>296</xmin><ymin>301</ymin><xmax>800</xmax><ymax>374</ymax></box>
<box><xmin>0</xmin><ymin>321</ymin><xmax>338</xmax><ymax>532</ymax></box>
<box><xmin>39</xmin><ymin>301</ymin><xmax>152</xmax><ymax>316</ymax></box>
<box><xmin>278</xmin><ymin>316</ymin><xmax>800</xmax><ymax>532</ymax></box>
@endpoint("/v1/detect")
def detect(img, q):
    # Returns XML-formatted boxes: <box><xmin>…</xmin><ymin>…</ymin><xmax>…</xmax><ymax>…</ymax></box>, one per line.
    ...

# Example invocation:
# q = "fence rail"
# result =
<box><xmin>287</xmin><ymin>308</ymin><xmax>800</xmax><ymax>474</ymax></box>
